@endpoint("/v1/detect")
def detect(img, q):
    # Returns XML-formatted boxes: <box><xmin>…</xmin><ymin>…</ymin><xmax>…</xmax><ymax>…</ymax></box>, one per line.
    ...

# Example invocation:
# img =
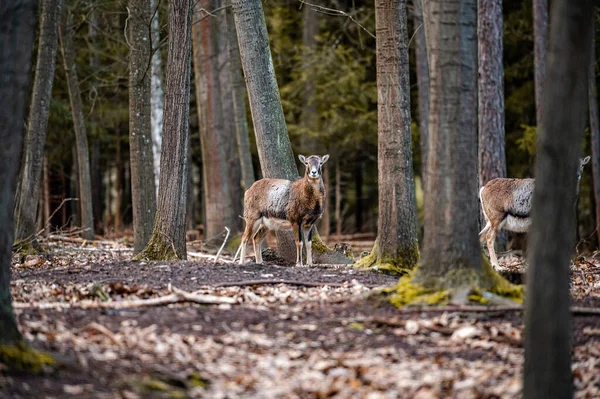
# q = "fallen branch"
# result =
<box><xmin>214</xmin><ymin>227</ymin><xmax>231</xmax><ymax>264</ymax></box>
<box><xmin>214</xmin><ymin>279</ymin><xmax>351</xmax><ymax>288</ymax></box>
<box><xmin>13</xmin><ymin>288</ymin><xmax>237</xmax><ymax>310</ymax></box>
<box><xmin>367</xmin><ymin>304</ymin><xmax>600</xmax><ymax>316</ymax></box>
<box><xmin>44</xmin><ymin>235</ymin><xmax>118</xmax><ymax>246</ymax></box>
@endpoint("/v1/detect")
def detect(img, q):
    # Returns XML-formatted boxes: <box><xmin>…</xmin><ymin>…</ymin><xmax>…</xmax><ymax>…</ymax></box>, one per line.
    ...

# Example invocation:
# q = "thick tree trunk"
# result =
<box><xmin>533</xmin><ymin>0</ymin><xmax>548</xmax><ymax>125</ymax></box>
<box><xmin>413</xmin><ymin>0</ymin><xmax>429</xmax><ymax>193</ymax></box>
<box><xmin>232</xmin><ymin>0</ymin><xmax>351</xmax><ymax>264</ymax></box>
<box><xmin>135</xmin><ymin>0</ymin><xmax>192</xmax><ymax>260</ymax></box>
<box><xmin>150</xmin><ymin>0</ymin><xmax>164</xmax><ymax>194</ymax></box>
<box><xmin>0</xmin><ymin>0</ymin><xmax>38</xmax><ymax>345</ymax></box>
<box><xmin>226</xmin><ymin>1</ymin><xmax>254</xmax><ymax>191</ymax></box>
<box><xmin>128</xmin><ymin>0</ymin><xmax>157</xmax><ymax>254</ymax></box>
<box><xmin>417</xmin><ymin>0</ymin><xmax>480</xmax><ymax>283</ymax></box>
<box><xmin>478</xmin><ymin>0</ymin><xmax>507</xmax><ymax>249</ymax></box>
<box><xmin>13</xmin><ymin>0</ymin><xmax>61</xmax><ymax>249</ymax></box>
<box><xmin>589</xmin><ymin>36</ymin><xmax>600</xmax><ymax>246</ymax></box>
<box><xmin>59</xmin><ymin>10</ymin><xmax>95</xmax><ymax>240</ymax></box>
<box><xmin>364</xmin><ymin>0</ymin><xmax>419</xmax><ymax>271</ymax></box>
<box><xmin>192</xmin><ymin>1</ymin><xmax>237</xmax><ymax>240</ymax></box>
<box><xmin>524</xmin><ymin>1</ymin><xmax>594</xmax><ymax>396</ymax></box>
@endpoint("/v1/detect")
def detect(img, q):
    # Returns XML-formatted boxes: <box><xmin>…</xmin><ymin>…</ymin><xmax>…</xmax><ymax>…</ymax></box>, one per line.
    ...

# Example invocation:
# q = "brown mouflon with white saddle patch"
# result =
<box><xmin>479</xmin><ymin>156</ymin><xmax>590</xmax><ymax>268</ymax></box>
<box><xmin>235</xmin><ymin>154</ymin><xmax>329</xmax><ymax>266</ymax></box>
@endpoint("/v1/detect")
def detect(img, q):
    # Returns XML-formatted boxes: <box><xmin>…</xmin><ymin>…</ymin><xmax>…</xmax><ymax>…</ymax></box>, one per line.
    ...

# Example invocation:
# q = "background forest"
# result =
<box><xmin>34</xmin><ymin>0</ymin><xmax>598</xmax><ymax>251</ymax></box>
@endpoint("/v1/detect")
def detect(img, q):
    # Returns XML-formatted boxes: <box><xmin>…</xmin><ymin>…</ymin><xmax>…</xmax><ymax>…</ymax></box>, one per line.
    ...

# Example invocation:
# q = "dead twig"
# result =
<box><xmin>214</xmin><ymin>227</ymin><xmax>231</xmax><ymax>264</ymax></box>
<box><xmin>13</xmin><ymin>288</ymin><xmax>236</xmax><ymax>310</ymax></box>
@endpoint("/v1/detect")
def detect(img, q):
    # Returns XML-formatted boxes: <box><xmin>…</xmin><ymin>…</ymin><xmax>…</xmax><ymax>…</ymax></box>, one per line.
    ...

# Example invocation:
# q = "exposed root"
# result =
<box><xmin>133</xmin><ymin>233</ymin><xmax>181</xmax><ymax>261</ymax></box>
<box><xmin>354</xmin><ymin>241</ymin><xmax>416</xmax><ymax>276</ymax></box>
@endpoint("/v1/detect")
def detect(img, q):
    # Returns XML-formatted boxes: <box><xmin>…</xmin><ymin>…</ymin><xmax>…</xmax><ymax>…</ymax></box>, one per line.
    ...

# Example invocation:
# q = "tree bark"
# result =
<box><xmin>417</xmin><ymin>0</ymin><xmax>480</xmax><ymax>282</ymax></box>
<box><xmin>335</xmin><ymin>161</ymin><xmax>342</xmax><ymax>236</ymax></box>
<box><xmin>226</xmin><ymin>0</ymin><xmax>254</xmax><ymax>191</ymax></box>
<box><xmin>150</xmin><ymin>0</ymin><xmax>164</xmax><ymax>195</ymax></box>
<box><xmin>217</xmin><ymin>1</ymin><xmax>243</xmax><ymax>232</ymax></box>
<box><xmin>192</xmin><ymin>1</ymin><xmax>237</xmax><ymax>240</ymax></box>
<box><xmin>13</xmin><ymin>0</ymin><xmax>61</xmax><ymax>249</ymax></box>
<box><xmin>128</xmin><ymin>0</ymin><xmax>157</xmax><ymax>254</ymax></box>
<box><xmin>59</xmin><ymin>9</ymin><xmax>95</xmax><ymax>240</ymax></box>
<box><xmin>300</xmin><ymin>4</ymin><xmax>319</xmax><ymax>154</ymax></box>
<box><xmin>413</xmin><ymin>0</ymin><xmax>429</xmax><ymax>193</ymax></box>
<box><xmin>371</xmin><ymin>0</ymin><xmax>419</xmax><ymax>270</ymax></box>
<box><xmin>524</xmin><ymin>1</ymin><xmax>594</xmax><ymax>397</ymax></box>
<box><xmin>135</xmin><ymin>0</ymin><xmax>192</xmax><ymax>260</ymax></box>
<box><xmin>232</xmin><ymin>0</ymin><xmax>351</xmax><ymax>264</ymax></box>
<box><xmin>321</xmin><ymin>164</ymin><xmax>331</xmax><ymax>237</ymax></box>
<box><xmin>589</xmin><ymin>35</ymin><xmax>600</xmax><ymax>246</ymax></box>
<box><xmin>0</xmin><ymin>0</ymin><xmax>38</xmax><ymax>345</ymax></box>
<box><xmin>478</xmin><ymin>0</ymin><xmax>507</xmax><ymax>248</ymax></box>
<box><xmin>533</xmin><ymin>0</ymin><xmax>548</xmax><ymax>125</ymax></box>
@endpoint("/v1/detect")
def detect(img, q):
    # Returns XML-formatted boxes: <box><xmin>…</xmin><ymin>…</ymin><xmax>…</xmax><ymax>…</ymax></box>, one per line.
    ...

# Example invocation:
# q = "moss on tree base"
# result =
<box><xmin>354</xmin><ymin>241</ymin><xmax>418</xmax><ymax>276</ymax></box>
<box><xmin>0</xmin><ymin>342</ymin><xmax>55</xmax><ymax>373</ymax></box>
<box><xmin>133</xmin><ymin>233</ymin><xmax>181</xmax><ymax>261</ymax></box>
<box><xmin>381</xmin><ymin>254</ymin><xmax>523</xmax><ymax>307</ymax></box>
<box><xmin>13</xmin><ymin>238</ymin><xmax>44</xmax><ymax>256</ymax></box>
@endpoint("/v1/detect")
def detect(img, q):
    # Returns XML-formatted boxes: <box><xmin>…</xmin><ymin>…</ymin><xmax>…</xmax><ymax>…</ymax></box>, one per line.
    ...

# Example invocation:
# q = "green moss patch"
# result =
<box><xmin>354</xmin><ymin>241</ymin><xmax>417</xmax><ymax>276</ymax></box>
<box><xmin>0</xmin><ymin>342</ymin><xmax>55</xmax><ymax>373</ymax></box>
<box><xmin>133</xmin><ymin>233</ymin><xmax>180</xmax><ymax>261</ymax></box>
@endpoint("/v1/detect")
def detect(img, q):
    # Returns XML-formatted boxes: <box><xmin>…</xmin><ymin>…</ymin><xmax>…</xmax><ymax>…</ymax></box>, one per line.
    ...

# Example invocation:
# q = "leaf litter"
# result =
<box><xmin>2</xmin><ymin>239</ymin><xmax>600</xmax><ymax>398</ymax></box>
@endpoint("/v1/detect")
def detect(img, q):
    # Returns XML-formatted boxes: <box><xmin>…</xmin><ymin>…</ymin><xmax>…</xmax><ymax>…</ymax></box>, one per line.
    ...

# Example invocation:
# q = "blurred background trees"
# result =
<box><xmin>18</xmin><ymin>0</ymin><xmax>600</xmax><ymax>253</ymax></box>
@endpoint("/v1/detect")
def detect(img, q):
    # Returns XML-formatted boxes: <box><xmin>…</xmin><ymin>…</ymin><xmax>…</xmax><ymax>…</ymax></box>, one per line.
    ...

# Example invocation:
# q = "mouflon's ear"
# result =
<box><xmin>298</xmin><ymin>154</ymin><xmax>306</xmax><ymax>164</ymax></box>
<box><xmin>582</xmin><ymin>155</ymin><xmax>591</xmax><ymax>165</ymax></box>
<box><xmin>320</xmin><ymin>154</ymin><xmax>330</xmax><ymax>165</ymax></box>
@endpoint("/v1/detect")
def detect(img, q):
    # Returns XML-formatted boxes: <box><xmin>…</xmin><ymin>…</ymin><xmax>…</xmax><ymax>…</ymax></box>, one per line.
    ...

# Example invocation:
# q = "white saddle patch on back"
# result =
<box><xmin>261</xmin><ymin>217</ymin><xmax>292</xmax><ymax>231</ymax></box>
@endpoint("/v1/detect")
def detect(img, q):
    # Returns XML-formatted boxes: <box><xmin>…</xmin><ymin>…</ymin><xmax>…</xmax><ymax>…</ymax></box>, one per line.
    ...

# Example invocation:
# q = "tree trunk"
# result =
<box><xmin>218</xmin><ymin>1</ymin><xmax>243</xmax><ymax>232</ymax></box>
<box><xmin>135</xmin><ymin>0</ymin><xmax>192</xmax><ymax>261</ymax></box>
<box><xmin>13</xmin><ymin>0</ymin><xmax>61</xmax><ymax>250</ymax></box>
<box><xmin>524</xmin><ymin>1</ymin><xmax>594</xmax><ymax>396</ymax></box>
<box><xmin>150</xmin><ymin>0</ymin><xmax>164</xmax><ymax>195</ymax></box>
<box><xmin>232</xmin><ymin>0</ymin><xmax>351</xmax><ymax>265</ymax></box>
<box><xmin>192</xmin><ymin>0</ymin><xmax>237</xmax><ymax>240</ymax></box>
<box><xmin>413</xmin><ymin>0</ymin><xmax>429</xmax><ymax>193</ymax></box>
<box><xmin>335</xmin><ymin>161</ymin><xmax>342</xmax><ymax>236</ymax></box>
<box><xmin>59</xmin><ymin>9</ymin><xmax>95</xmax><ymax>240</ymax></box>
<box><xmin>90</xmin><ymin>138</ymin><xmax>103</xmax><ymax>235</ymax></box>
<box><xmin>321</xmin><ymin>164</ymin><xmax>331</xmax><ymax>237</ymax></box>
<box><xmin>478</xmin><ymin>0</ymin><xmax>507</xmax><ymax>249</ymax></box>
<box><xmin>42</xmin><ymin>157</ymin><xmax>51</xmax><ymax>235</ymax></box>
<box><xmin>300</xmin><ymin>4</ymin><xmax>319</xmax><ymax>154</ymax></box>
<box><xmin>114</xmin><ymin>133</ymin><xmax>122</xmax><ymax>233</ymax></box>
<box><xmin>417</xmin><ymin>0</ymin><xmax>480</xmax><ymax>283</ymax></box>
<box><xmin>128</xmin><ymin>0</ymin><xmax>157</xmax><ymax>254</ymax></box>
<box><xmin>0</xmin><ymin>0</ymin><xmax>38</xmax><ymax>345</ymax></box>
<box><xmin>359</xmin><ymin>0</ymin><xmax>419</xmax><ymax>272</ymax></box>
<box><xmin>589</xmin><ymin>35</ymin><xmax>600</xmax><ymax>246</ymax></box>
<box><xmin>533</xmin><ymin>0</ymin><xmax>548</xmax><ymax>125</ymax></box>
<box><xmin>226</xmin><ymin>1</ymin><xmax>254</xmax><ymax>191</ymax></box>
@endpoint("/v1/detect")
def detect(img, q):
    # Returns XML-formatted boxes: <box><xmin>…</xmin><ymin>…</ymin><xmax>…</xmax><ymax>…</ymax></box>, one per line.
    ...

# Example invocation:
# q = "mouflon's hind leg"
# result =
<box><xmin>304</xmin><ymin>225</ymin><xmax>314</xmax><ymax>266</ymax></box>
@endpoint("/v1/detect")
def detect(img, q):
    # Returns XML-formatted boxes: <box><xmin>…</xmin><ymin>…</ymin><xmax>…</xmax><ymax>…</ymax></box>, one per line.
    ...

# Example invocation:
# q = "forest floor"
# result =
<box><xmin>2</xmin><ymin>236</ymin><xmax>600</xmax><ymax>398</ymax></box>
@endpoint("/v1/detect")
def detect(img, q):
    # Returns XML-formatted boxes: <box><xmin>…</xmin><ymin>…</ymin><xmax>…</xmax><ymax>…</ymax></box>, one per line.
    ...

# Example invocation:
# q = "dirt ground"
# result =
<box><xmin>2</xmin><ymin>237</ymin><xmax>600</xmax><ymax>398</ymax></box>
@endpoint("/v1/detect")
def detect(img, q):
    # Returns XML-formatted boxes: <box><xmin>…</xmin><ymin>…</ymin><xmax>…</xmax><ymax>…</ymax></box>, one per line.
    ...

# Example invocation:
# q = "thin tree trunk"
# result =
<box><xmin>355</xmin><ymin>161</ymin><xmax>363</xmax><ymax>232</ymax></box>
<box><xmin>43</xmin><ymin>157</ymin><xmax>51</xmax><ymax>235</ymax></box>
<box><xmin>136</xmin><ymin>0</ymin><xmax>192</xmax><ymax>260</ymax></box>
<box><xmin>218</xmin><ymin>1</ymin><xmax>243</xmax><ymax>232</ymax></box>
<box><xmin>300</xmin><ymin>4</ymin><xmax>319</xmax><ymax>154</ymax></box>
<box><xmin>192</xmin><ymin>0</ymin><xmax>236</xmax><ymax>240</ymax></box>
<box><xmin>478</xmin><ymin>0</ymin><xmax>507</xmax><ymax>249</ymax></box>
<box><xmin>524</xmin><ymin>1</ymin><xmax>594</xmax><ymax>396</ymax></box>
<box><xmin>0</xmin><ymin>0</ymin><xmax>38</xmax><ymax>345</ymax></box>
<box><xmin>321</xmin><ymin>164</ymin><xmax>331</xmax><ymax>237</ymax></box>
<box><xmin>413</xmin><ymin>0</ymin><xmax>429</xmax><ymax>193</ymax></box>
<box><xmin>335</xmin><ymin>161</ymin><xmax>342</xmax><ymax>236</ymax></box>
<box><xmin>417</xmin><ymin>0</ymin><xmax>480</xmax><ymax>283</ymax></box>
<box><xmin>59</xmin><ymin>9</ymin><xmax>94</xmax><ymax>240</ymax></box>
<box><xmin>533</xmin><ymin>0</ymin><xmax>548</xmax><ymax>125</ymax></box>
<box><xmin>232</xmin><ymin>0</ymin><xmax>350</xmax><ymax>264</ymax></box>
<box><xmin>13</xmin><ymin>0</ymin><xmax>61</xmax><ymax>249</ymax></box>
<box><xmin>128</xmin><ymin>0</ymin><xmax>157</xmax><ymax>254</ymax></box>
<box><xmin>226</xmin><ymin>1</ymin><xmax>254</xmax><ymax>191</ymax></box>
<box><xmin>150</xmin><ymin>0</ymin><xmax>164</xmax><ymax>194</ymax></box>
<box><xmin>115</xmin><ymin>133</ymin><xmax>122</xmax><ymax>233</ymax></box>
<box><xmin>589</xmin><ymin>35</ymin><xmax>600</xmax><ymax>246</ymax></box>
